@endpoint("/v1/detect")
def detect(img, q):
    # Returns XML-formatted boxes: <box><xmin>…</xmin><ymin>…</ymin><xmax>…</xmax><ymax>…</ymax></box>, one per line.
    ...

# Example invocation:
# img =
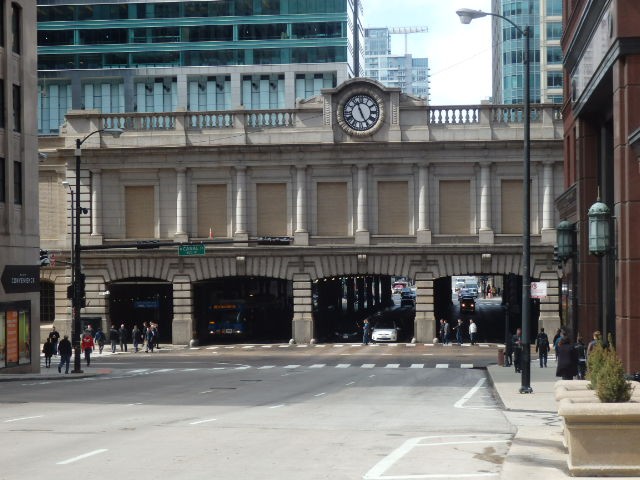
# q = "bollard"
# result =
<box><xmin>498</xmin><ymin>348</ymin><xmax>504</xmax><ymax>366</ymax></box>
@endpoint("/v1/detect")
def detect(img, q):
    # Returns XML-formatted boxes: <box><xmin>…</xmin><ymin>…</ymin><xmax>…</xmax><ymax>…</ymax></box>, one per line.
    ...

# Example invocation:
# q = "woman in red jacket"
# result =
<box><xmin>81</xmin><ymin>332</ymin><xmax>95</xmax><ymax>367</ymax></box>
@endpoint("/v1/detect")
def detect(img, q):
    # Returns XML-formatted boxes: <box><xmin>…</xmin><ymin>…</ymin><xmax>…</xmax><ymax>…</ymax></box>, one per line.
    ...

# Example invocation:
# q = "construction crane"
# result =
<box><xmin>388</xmin><ymin>26</ymin><xmax>429</xmax><ymax>55</ymax></box>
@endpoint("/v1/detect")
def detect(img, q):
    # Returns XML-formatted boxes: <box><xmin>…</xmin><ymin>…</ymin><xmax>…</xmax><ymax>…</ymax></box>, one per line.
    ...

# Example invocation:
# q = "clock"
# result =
<box><xmin>337</xmin><ymin>90</ymin><xmax>385</xmax><ymax>137</ymax></box>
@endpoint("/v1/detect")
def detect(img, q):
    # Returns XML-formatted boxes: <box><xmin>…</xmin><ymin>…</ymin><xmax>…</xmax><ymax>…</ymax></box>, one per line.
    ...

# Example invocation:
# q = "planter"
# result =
<box><xmin>558</xmin><ymin>398</ymin><xmax>640</xmax><ymax>476</ymax></box>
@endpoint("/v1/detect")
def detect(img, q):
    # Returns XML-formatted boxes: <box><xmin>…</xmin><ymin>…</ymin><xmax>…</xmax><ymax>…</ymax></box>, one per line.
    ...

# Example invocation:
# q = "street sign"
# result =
<box><xmin>1</xmin><ymin>265</ymin><xmax>40</xmax><ymax>293</ymax></box>
<box><xmin>531</xmin><ymin>281</ymin><xmax>548</xmax><ymax>299</ymax></box>
<box><xmin>178</xmin><ymin>244</ymin><xmax>205</xmax><ymax>256</ymax></box>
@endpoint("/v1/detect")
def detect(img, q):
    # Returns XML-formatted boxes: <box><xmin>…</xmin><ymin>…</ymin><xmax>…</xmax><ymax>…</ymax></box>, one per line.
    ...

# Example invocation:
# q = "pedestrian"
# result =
<box><xmin>48</xmin><ymin>325</ymin><xmax>60</xmax><ymax>356</ymax></box>
<box><xmin>586</xmin><ymin>330</ymin><xmax>602</xmax><ymax>358</ymax></box>
<box><xmin>469</xmin><ymin>319</ymin><xmax>478</xmax><ymax>345</ymax></box>
<box><xmin>535</xmin><ymin>327</ymin><xmax>550</xmax><ymax>368</ymax></box>
<box><xmin>57</xmin><ymin>335</ymin><xmax>72</xmax><ymax>374</ymax></box>
<box><xmin>81</xmin><ymin>332</ymin><xmax>94</xmax><ymax>366</ymax></box>
<box><xmin>362</xmin><ymin>318</ymin><xmax>371</xmax><ymax>345</ymax></box>
<box><xmin>575</xmin><ymin>333</ymin><xmax>587</xmax><ymax>380</ymax></box>
<box><xmin>109</xmin><ymin>324</ymin><xmax>119</xmax><ymax>353</ymax></box>
<box><xmin>132</xmin><ymin>325</ymin><xmax>141</xmax><ymax>353</ymax></box>
<box><xmin>94</xmin><ymin>327</ymin><xmax>105</xmax><ymax>354</ymax></box>
<box><xmin>119</xmin><ymin>323</ymin><xmax>128</xmax><ymax>352</ymax></box>
<box><xmin>152</xmin><ymin>323</ymin><xmax>160</xmax><ymax>349</ymax></box>
<box><xmin>145</xmin><ymin>326</ymin><xmax>155</xmax><ymax>353</ymax></box>
<box><xmin>443</xmin><ymin>320</ymin><xmax>450</xmax><ymax>345</ymax></box>
<box><xmin>454</xmin><ymin>319</ymin><xmax>464</xmax><ymax>345</ymax></box>
<box><xmin>85</xmin><ymin>324</ymin><xmax>94</xmax><ymax>338</ymax></box>
<box><xmin>552</xmin><ymin>328</ymin><xmax>562</xmax><ymax>360</ymax></box>
<box><xmin>504</xmin><ymin>332</ymin><xmax>513</xmax><ymax>367</ymax></box>
<box><xmin>556</xmin><ymin>335</ymin><xmax>579</xmax><ymax>380</ymax></box>
<box><xmin>512</xmin><ymin>328</ymin><xmax>523</xmax><ymax>373</ymax></box>
<box><xmin>42</xmin><ymin>338</ymin><xmax>54</xmax><ymax>368</ymax></box>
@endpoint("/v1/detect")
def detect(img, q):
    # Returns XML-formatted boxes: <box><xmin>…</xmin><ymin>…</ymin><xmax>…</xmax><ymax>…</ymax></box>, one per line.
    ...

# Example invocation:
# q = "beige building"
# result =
<box><xmin>38</xmin><ymin>79</ymin><xmax>564</xmax><ymax>346</ymax></box>
<box><xmin>0</xmin><ymin>0</ymin><xmax>40</xmax><ymax>373</ymax></box>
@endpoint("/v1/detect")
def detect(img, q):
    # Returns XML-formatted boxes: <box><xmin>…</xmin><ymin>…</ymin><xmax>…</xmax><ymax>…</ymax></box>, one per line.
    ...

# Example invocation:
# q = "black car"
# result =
<box><xmin>460</xmin><ymin>296</ymin><xmax>475</xmax><ymax>313</ymax></box>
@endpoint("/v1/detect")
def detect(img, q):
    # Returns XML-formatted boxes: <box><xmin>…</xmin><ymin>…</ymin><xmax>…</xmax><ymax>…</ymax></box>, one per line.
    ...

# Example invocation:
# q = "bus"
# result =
<box><xmin>208</xmin><ymin>302</ymin><xmax>248</xmax><ymax>337</ymax></box>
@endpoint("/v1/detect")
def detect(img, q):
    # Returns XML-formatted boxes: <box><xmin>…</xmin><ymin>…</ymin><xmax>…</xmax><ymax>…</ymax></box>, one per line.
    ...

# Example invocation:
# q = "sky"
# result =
<box><xmin>363</xmin><ymin>0</ymin><xmax>493</xmax><ymax>105</ymax></box>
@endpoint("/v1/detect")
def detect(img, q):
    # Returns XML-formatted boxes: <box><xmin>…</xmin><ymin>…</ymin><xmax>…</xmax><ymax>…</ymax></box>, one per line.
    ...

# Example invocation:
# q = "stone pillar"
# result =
<box><xmin>172</xmin><ymin>275</ymin><xmax>193</xmax><ymax>345</ymax></box>
<box><xmin>355</xmin><ymin>165</ymin><xmax>370</xmax><ymax>244</ymax></box>
<box><xmin>414</xmin><ymin>273</ymin><xmax>435</xmax><ymax>342</ymax></box>
<box><xmin>234</xmin><ymin>166</ymin><xmax>248</xmax><ymax>242</ymax></box>
<box><xmin>292</xmin><ymin>273</ymin><xmax>313</xmax><ymax>343</ymax></box>
<box><xmin>537</xmin><ymin>272</ymin><xmax>561</xmax><ymax>335</ymax></box>
<box><xmin>90</xmin><ymin>169</ymin><xmax>103</xmax><ymax>243</ymax></box>
<box><xmin>541</xmin><ymin>161</ymin><xmax>556</xmax><ymax>244</ymax></box>
<box><xmin>417</xmin><ymin>163</ymin><xmax>432</xmax><ymax>244</ymax></box>
<box><xmin>479</xmin><ymin>162</ymin><xmax>494</xmax><ymax>243</ymax></box>
<box><xmin>175</xmin><ymin>167</ymin><xmax>188</xmax><ymax>242</ymax></box>
<box><xmin>294</xmin><ymin>165</ymin><xmax>309</xmax><ymax>245</ymax></box>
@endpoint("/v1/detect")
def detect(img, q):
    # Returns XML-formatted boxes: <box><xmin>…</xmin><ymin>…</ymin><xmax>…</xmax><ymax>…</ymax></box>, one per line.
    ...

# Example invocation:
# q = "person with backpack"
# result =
<box><xmin>42</xmin><ymin>337</ymin><xmax>54</xmax><ymax>368</ymax></box>
<box><xmin>535</xmin><ymin>327</ymin><xmax>550</xmax><ymax>368</ymax></box>
<box><xmin>94</xmin><ymin>327</ymin><xmax>106</xmax><ymax>354</ymax></box>
<box><xmin>575</xmin><ymin>333</ymin><xmax>587</xmax><ymax>379</ymax></box>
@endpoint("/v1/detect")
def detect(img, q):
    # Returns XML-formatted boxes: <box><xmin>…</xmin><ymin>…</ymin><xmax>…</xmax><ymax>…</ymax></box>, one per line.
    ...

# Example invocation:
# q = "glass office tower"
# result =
<box><xmin>491</xmin><ymin>0</ymin><xmax>563</xmax><ymax>104</ymax></box>
<box><xmin>37</xmin><ymin>0</ymin><xmax>363</xmax><ymax>134</ymax></box>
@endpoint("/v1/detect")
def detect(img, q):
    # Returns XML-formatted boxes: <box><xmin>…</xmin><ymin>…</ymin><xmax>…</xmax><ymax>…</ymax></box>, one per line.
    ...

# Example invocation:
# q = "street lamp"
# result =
<box><xmin>71</xmin><ymin>127</ymin><xmax>122</xmax><ymax>373</ymax></box>
<box><xmin>456</xmin><ymin>8</ymin><xmax>533</xmax><ymax>394</ymax></box>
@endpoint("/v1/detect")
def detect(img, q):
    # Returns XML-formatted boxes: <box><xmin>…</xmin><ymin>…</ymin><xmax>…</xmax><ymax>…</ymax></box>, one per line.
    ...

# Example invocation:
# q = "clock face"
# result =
<box><xmin>342</xmin><ymin>94</ymin><xmax>381</xmax><ymax>132</ymax></box>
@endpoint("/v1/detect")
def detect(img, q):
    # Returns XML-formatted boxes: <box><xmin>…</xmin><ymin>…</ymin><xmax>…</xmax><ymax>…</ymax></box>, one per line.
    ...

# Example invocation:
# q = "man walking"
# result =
<box><xmin>57</xmin><ymin>335</ymin><xmax>72</xmax><ymax>374</ymax></box>
<box><xmin>118</xmin><ymin>324</ymin><xmax>128</xmax><ymax>352</ymax></box>
<box><xmin>469</xmin><ymin>319</ymin><xmax>478</xmax><ymax>345</ymax></box>
<box><xmin>48</xmin><ymin>325</ymin><xmax>60</xmax><ymax>356</ymax></box>
<box><xmin>512</xmin><ymin>328</ymin><xmax>523</xmax><ymax>373</ymax></box>
<box><xmin>454</xmin><ymin>319</ymin><xmax>464</xmax><ymax>345</ymax></box>
<box><xmin>109</xmin><ymin>324</ymin><xmax>119</xmax><ymax>353</ymax></box>
<box><xmin>535</xmin><ymin>327</ymin><xmax>550</xmax><ymax>367</ymax></box>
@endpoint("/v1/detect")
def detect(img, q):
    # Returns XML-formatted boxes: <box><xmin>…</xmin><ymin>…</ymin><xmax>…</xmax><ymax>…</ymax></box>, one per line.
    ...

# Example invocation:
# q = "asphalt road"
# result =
<box><xmin>1</xmin><ymin>346</ymin><xmax>512</xmax><ymax>480</ymax></box>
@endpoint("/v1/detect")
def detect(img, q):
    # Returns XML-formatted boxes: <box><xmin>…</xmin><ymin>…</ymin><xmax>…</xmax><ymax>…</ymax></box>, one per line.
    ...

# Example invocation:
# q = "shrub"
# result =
<box><xmin>594</xmin><ymin>344</ymin><xmax>633</xmax><ymax>403</ymax></box>
<box><xmin>586</xmin><ymin>343</ymin><xmax>606</xmax><ymax>390</ymax></box>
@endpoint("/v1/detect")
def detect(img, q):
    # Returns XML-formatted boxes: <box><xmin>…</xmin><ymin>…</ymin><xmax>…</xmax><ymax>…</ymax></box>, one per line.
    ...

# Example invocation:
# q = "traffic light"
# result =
<box><xmin>40</xmin><ymin>249</ymin><xmax>50</xmax><ymax>266</ymax></box>
<box><xmin>67</xmin><ymin>283</ymin><xmax>74</xmax><ymax>299</ymax></box>
<box><xmin>77</xmin><ymin>273</ymin><xmax>86</xmax><ymax>308</ymax></box>
<box><xmin>507</xmin><ymin>273</ymin><xmax>520</xmax><ymax>314</ymax></box>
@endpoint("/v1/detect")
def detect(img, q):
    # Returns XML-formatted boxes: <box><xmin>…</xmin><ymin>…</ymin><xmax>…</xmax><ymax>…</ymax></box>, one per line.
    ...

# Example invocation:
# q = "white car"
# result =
<box><xmin>371</xmin><ymin>319</ymin><xmax>399</xmax><ymax>342</ymax></box>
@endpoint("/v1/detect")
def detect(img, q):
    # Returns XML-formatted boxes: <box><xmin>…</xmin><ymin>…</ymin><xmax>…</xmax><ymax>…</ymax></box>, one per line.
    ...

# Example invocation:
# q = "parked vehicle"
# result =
<box><xmin>392</xmin><ymin>281</ymin><xmax>408</xmax><ymax>294</ymax></box>
<box><xmin>371</xmin><ymin>318</ymin><xmax>400</xmax><ymax>342</ymax></box>
<box><xmin>460</xmin><ymin>296</ymin><xmax>476</xmax><ymax>314</ymax></box>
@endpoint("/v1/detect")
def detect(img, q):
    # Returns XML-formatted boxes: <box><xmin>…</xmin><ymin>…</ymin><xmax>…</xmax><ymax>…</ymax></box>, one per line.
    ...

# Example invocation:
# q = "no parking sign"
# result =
<box><xmin>531</xmin><ymin>281</ymin><xmax>548</xmax><ymax>299</ymax></box>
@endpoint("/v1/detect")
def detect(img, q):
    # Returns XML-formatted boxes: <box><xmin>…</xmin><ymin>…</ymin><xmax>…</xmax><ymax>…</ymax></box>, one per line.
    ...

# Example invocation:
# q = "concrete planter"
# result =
<box><xmin>558</xmin><ymin>398</ymin><xmax>640</xmax><ymax>476</ymax></box>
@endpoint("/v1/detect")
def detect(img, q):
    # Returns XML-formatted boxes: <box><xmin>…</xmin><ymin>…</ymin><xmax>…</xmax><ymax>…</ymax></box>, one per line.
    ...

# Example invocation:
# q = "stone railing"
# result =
<box><xmin>427</xmin><ymin>104</ymin><xmax>563</xmax><ymax>125</ymax></box>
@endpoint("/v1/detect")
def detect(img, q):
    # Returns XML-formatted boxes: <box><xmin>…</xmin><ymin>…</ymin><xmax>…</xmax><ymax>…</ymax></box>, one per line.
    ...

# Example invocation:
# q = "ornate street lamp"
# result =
<box><xmin>556</xmin><ymin>220</ymin><xmax>575</xmax><ymax>262</ymax></box>
<box><xmin>71</xmin><ymin>127</ymin><xmax>122</xmax><ymax>373</ymax></box>
<box><xmin>587</xmin><ymin>198</ymin><xmax>611</xmax><ymax>256</ymax></box>
<box><xmin>457</xmin><ymin>8</ymin><xmax>533</xmax><ymax>393</ymax></box>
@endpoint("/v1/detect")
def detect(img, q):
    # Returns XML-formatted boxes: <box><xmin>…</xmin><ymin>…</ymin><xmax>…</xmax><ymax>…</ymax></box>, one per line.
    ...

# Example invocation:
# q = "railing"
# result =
<box><xmin>427</xmin><ymin>104</ymin><xmax>563</xmax><ymax>125</ymax></box>
<box><xmin>428</xmin><ymin>106</ymin><xmax>480</xmax><ymax>124</ymax></box>
<box><xmin>101</xmin><ymin>113</ymin><xmax>176</xmax><ymax>131</ymax></box>
<box><xmin>188</xmin><ymin>112</ymin><xmax>235</xmax><ymax>129</ymax></box>
<box><xmin>245</xmin><ymin>110</ymin><xmax>296</xmax><ymax>128</ymax></box>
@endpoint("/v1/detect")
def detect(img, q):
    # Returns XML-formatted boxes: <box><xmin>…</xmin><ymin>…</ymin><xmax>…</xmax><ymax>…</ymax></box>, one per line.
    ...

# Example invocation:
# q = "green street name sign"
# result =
<box><xmin>178</xmin><ymin>244</ymin><xmax>205</xmax><ymax>256</ymax></box>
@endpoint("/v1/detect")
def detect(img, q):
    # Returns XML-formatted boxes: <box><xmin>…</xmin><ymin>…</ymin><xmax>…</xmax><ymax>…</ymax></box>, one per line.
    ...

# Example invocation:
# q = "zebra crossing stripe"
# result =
<box><xmin>410</xmin><ymin>364</ymin><xmax>424</xmax><ymax>368</ymax></box>
<box><xmin>258</xmin><ymin>366</ymin><xmax>275</xmax><ymax>369</ymax></box>
<box><xmin>336</xmin><ymin>364</ymin><xmax>350</xmax><ymax>368</ymax></box>
<box><xmin>309</xmin><ymin>364</ymin><xmax>326</xmax><ymax>368</ymax></box>
<box><xmin>460</xmin><ymin>364</ymin><xmax>474</xmax><ymax>369</ymax></box>
<box><xmin>284</xmin><ymin>365</ymin><xmax>300</xmax><ymax>369</ymax></box>
<box><xmin>385</xmin><ymin>364</ymin><xmax>400</xmax><ymax>368</ymax></box>
<box><xmin>361</xmin><ymin>364</ymin><xmax>375</xmax><ymax>368</ymax></box>
<box><xmin>435</xmin><ymin>364</ymin><xmax>449</xmax><ymax>368</ymax></box>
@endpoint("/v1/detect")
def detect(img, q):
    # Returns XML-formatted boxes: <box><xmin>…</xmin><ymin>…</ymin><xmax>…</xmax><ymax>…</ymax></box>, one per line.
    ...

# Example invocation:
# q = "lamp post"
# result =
<box><xmin>457</xmin><ymin>8</ymin><xmax>532</xmax><ymax>393</ymax></box>
<box><xmin>71</xmin><ymin>127</ymin><xmax>122</xmax><ymax>374</ymax></box>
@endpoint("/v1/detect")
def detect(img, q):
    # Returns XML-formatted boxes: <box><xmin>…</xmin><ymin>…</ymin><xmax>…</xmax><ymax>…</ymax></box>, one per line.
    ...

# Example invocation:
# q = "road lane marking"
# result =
<box><xmin>345</xmin><ymin>381</ymin><xmax>355</xmax><ymax>386</ymax></box>
<box><xmin>269</xmin><ymin>404</ymin><xmax>285</xmax><ymax>409</ymax></box>
<box><xmin>4</xmin><ymin>415</ymin><xmax>44</xmax><ymax>423</ymax></box>
<box><xmin>314</xmin><ymin>392</ymin><xmax>326</xmax><ymax>397</ymax></box>
<box><xmin>363</xmin><ymin>434</ymin><xmax>508</xmax><ymax>479</ymax></box>
<box><xmin>309</xmin><ymin>364</ymin><xmax>326</xmax><ymax>368</ymax></box>
<box><xmin>454</xmin><ymin>378</ymin><xmax>486</xmax><ymax>409</ymax></box>
<box><xmin>409</xmin><ymin>364</ymin><xmax>424</xmax><ymax>368</ymax></box>
<box><xmin>151</xmin><ymin>369</ymin><xmax>174</xmax><ymax>373</ymax></box>
<box><xmin>284</xmin><ymin>365</ymin><xmax>300</xmax><ymax>369</ymax></box>
<box><xmin>435</xmin><ymin>364</ymin><xmax>449</xmax><ymax>368</ymax></box>
<box><xmin>258</xmin><ymin>366</ymin><xmax>275</xmax><ymax>369</ymax></box>
<box><xmin>128</xmin><ymin>369</ymin><xmax>150</xmax><ymax>374</ymax></box>
<box><xmin>189</xmin><ymin>418</ymin><xmax>217</xmax><ymax>425</ymax></box>
<box><xmin>361</xmin><ymin>364</ymin><xmax>375</xmax><ymax>368</ymax></box>
<box><xmin>336</xmin><ymin>364</ymin><xmax>350</xmax><ymax>368</ymax></box>
<box><xmin>385</xmin><ymin>364</ymin><xmax>400</xmax><ymax>368</ymax></box>
<box><xmin>57</xmin><ymin>449</ymin><xmax>108</xmax><ymax>465</ymax></box>
<box><xmin>460</xmin><ymin>364</ymin><xmax>474</xmax><ymax>369</ymax></box>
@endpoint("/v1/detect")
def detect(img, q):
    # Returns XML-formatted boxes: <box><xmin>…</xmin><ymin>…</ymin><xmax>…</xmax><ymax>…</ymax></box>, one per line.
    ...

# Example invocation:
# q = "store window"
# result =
<box><xmin>0</xmin><ymin>301</ymin><xmax>32</xmax><ymax>368</ymax></box>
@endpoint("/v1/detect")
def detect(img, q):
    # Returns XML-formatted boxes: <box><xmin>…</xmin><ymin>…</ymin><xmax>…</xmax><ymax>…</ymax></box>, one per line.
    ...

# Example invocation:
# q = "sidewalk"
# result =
<box><xmin>487</xmin><ymin>361</ymin><xmax>628</xmax><ymax>480</ymax></box>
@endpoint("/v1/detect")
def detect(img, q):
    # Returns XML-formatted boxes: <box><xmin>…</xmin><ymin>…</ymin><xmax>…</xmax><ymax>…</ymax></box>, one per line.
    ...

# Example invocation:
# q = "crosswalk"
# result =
<box><xmin>201</xmin><ymin>343</ymin><xmax>496</xmax><ymax>350</ymax></box>
<box><xmin>115</xmin><ymin>363</ymin><xmax>476</xmax><ymax>376</ymax></box>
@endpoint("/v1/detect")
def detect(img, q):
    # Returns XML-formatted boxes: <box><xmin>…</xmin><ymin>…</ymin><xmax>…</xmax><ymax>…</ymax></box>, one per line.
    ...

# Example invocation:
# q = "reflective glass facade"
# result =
<box><xmin>37</xmin><ymin>0</ymin><xmax>357</xmax><ymax>133</ymax></box>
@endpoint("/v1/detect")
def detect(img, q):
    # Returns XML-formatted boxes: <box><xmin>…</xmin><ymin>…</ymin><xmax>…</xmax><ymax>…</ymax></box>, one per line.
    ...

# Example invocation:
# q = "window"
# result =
<box><xmin>547</xmin><ymin>71</ymin><xmax>563</xmax><ymax>88</ymax></box>
<box><xmin>547</xmin><ymin>46</ymin><xmax>563</xmax><ymax>64</ymax></box>
<box><xmin>12</xmin><ymin>85</ymin><xmax>20</xmax><ymax>133</ymax></box>
<box><xmin>546</xmin><ymin>22</ymin><xmax>562</xmax><ymax>40</ymax></box>
<box><xmin>40</xmin><ymin>281</ymin><xmax>55</xmax><ymax>324</ymax></box>
<box><xmin>13</xmin><ymin>160</ymin><xmax>21</xmax><ymax>205</ymax></box>
<box><xmin>11</xmin><ymin>3</ymin><xmax>20</xmax><ymax>54</ymax></box>
<box><xmin>546</xmin><ymin>0</ymin><xmax>562</xmax><ymax>16</ymax></box>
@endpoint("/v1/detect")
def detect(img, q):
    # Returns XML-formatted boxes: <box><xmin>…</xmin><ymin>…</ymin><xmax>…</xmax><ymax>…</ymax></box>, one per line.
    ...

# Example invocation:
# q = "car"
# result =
<box><xmin>459</xmin><ymin>296</ymin><xmax>476</xmax><ymax>313</ymax></box>
<box><xmin>371</xmin><ymin>318</ymin><xmax>400</xmax><ymax>342</ymax></box>
<box><xmin>457</xmin><ymin>287</ymin><xmax>472</xmax><ymax>300</ymax></box>
<box><xmin>392</xmin><ymin>281</ymin><xmax>408</xmax><ymax>294</ymax></box>
<box><xmin>400</xmin><ymin>287</ymin><xmax>415</xmax><ymax>299</ymax></box>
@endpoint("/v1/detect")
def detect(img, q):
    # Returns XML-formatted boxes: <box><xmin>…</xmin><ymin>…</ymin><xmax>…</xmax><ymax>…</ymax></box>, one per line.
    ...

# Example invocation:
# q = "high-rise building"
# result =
<box><xmin>36</xmin><ymin>0</ymin><xmax>365</xmax><ymax>134</ymax></box>
<box><xmin>0</xmin><ymin>0</ymin><xmax>40</xmax><ymax>373</ymax></box>
<box><xmin>364</xmin><ymin>27</ymin><xmax>429</xmax><ymax>100</ymax></box>
<box><xmin>491</xmin><ymin>0</ymin><xmax>563</xmax><ymax>104</ymax></box>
